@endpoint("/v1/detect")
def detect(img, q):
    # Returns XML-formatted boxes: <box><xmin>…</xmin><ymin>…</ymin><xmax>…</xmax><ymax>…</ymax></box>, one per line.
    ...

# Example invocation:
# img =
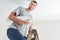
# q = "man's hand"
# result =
<box><xmin>22</xmin><ymin>19</ymin><xmax>30</xmax><ymax>25</ymax></box>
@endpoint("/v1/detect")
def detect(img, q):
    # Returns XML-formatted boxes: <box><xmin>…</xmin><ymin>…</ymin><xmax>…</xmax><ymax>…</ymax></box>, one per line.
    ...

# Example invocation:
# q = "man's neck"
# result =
<box><xmin>26</xmin><ymin>8</ymin><xmax>32</xmax><ymax>12</ymax></box>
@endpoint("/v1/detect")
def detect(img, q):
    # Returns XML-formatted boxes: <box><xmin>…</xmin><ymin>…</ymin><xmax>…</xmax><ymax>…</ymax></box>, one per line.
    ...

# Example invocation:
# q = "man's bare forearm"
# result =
<box><xmin>8</xmin><ymin>12</ymin><xmax>23</xmax><ymax>25</ymax></box>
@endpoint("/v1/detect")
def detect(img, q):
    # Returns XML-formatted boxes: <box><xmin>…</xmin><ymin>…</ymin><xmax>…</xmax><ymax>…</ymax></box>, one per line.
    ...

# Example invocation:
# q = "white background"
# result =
<box><xmin>0</xmin><ymin>0</ymin><xmax>60</xmax><ymax>40</ymax></box>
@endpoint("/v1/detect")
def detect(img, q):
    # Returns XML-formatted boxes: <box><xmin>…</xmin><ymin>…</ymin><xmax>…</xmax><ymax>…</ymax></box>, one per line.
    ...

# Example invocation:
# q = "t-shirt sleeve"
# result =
<box><xmin>12</xmin><ymin>7</ymin><xmax>22</xmax><ymax>16</ymax></box>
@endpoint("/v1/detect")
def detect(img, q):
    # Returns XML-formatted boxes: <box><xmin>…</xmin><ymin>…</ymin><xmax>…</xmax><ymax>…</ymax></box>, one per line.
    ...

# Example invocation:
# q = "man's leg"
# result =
<box><xmin>7</xmin><ymin>28</ymin><xmax>26</xmax><ymax>40</ymax></box>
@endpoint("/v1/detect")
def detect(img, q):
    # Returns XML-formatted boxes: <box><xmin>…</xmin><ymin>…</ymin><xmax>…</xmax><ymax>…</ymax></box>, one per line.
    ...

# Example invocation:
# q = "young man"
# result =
<box><xmin>7</xmin><ymin>0</ymin><xmax>37</xmax><ymax>40</ymax></box>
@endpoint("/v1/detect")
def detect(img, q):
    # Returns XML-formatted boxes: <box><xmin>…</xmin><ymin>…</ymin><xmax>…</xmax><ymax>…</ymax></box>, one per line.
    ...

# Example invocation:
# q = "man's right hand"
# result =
<box><xmin>22</xmin><ymin>19</ymin><xmax>30</xmax><ymax>25</ymax></box>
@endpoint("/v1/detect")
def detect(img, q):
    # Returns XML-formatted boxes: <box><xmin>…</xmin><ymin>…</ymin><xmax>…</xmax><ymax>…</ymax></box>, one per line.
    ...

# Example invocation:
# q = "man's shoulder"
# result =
<box><xmin>18</xmin><ymin>6</ymin><xmax>25</xmax><ymax>9</ymax></box>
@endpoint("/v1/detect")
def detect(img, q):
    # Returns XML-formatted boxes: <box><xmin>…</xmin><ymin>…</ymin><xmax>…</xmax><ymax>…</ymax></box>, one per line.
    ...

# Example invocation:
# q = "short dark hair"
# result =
<box><xmin>31</xmin><ymin>0</ymin><xmax>37</xmax><ymax>4</ymax></box>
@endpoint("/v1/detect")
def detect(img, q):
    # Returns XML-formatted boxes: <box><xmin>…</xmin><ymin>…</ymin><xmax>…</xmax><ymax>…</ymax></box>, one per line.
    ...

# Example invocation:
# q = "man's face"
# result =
<box><xmin>29</xmin><ymin>2</ymin><xmax>37</xmax><ymax>10</ymax></box>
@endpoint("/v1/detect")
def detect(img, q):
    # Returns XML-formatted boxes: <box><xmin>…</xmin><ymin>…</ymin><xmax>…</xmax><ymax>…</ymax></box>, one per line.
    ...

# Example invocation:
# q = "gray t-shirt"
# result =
<box><xmin>9</xmin><ymin>7</ymin><xmax>32</xmax><ymax>37</ymax></box>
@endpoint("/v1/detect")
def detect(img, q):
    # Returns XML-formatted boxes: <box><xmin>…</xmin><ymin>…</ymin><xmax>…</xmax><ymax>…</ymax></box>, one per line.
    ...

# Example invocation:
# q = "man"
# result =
<box><xmin>7</xmin><ymin>0</ymin><xmax>37</xmax><ymax>40</ymax></box>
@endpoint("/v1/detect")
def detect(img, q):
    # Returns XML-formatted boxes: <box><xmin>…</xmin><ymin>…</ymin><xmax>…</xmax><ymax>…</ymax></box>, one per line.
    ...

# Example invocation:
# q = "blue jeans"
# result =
<box><xmin>7</xmin><ymin>28</ymin><xmax>26</xmax><ymax>40</ymax></box>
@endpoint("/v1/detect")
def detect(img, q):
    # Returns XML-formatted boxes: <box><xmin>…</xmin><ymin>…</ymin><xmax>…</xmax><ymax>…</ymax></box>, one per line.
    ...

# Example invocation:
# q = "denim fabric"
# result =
<box><xmin>7</xmin><ymin>28</ymin><xmax>26</xmax><ymax>40</ymax></box>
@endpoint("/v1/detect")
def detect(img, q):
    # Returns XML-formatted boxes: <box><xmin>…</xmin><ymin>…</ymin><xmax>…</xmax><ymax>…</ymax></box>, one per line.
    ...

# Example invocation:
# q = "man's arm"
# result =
<box><xmin>8</xmin><ymin>12</ymin><xmax>24</xmax><ymax>24</ymax></box>
<box><xmin>8</xmin><ymin>12</ymin><xmax>29</xmax><ymax>25</ymax></box>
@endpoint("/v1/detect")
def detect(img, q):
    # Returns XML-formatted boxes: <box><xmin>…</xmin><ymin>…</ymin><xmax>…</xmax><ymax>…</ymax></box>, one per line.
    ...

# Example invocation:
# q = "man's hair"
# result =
<box><xmin>31</xmin><ymin>0</ymin><xmax>37</xmax><ymax>4</ymax></box>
